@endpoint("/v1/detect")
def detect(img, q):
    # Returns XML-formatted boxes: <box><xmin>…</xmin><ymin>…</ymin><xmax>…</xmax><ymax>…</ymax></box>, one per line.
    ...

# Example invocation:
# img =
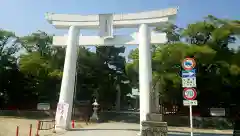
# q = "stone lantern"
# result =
<box><xmin>90</xmin><ymin>99</ymin><xmax>99</xmax><ymax>121</ymax></box>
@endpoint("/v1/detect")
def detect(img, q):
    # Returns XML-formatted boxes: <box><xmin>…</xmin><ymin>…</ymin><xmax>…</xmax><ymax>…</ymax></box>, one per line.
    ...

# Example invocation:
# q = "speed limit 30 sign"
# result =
<box><xmin>183</xmin><ymin>88</ymin><xmax>197</xmax><ymax>100</ymax></box>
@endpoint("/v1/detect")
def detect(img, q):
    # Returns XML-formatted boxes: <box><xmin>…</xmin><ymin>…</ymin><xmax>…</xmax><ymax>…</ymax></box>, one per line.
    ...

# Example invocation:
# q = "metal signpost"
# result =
<box><xmin>181</xmin><ymin>58</ymin><xmax>197</xmax><ymax>136</ymax></box>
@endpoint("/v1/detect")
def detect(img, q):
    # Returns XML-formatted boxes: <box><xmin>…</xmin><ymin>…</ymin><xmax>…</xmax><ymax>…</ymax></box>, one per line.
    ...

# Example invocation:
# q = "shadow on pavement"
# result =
<box><xmin>99</xmin><ymin>111</ymin><xmax>233</xmax><ymax>130</ymax></box>
<box><xmin>69</xmin><ymin>129</ymin><xmax>232</xmax><ymax>136</ymax></box>
<box><xmin>69</xmin><ymin>128</ymin><xmax>139</xmax><ymax>131</ymax></box>
<box><xmin>98</xmin><ymin>111</ymin><xmax>140</xmax><ymax>124</ymax></box>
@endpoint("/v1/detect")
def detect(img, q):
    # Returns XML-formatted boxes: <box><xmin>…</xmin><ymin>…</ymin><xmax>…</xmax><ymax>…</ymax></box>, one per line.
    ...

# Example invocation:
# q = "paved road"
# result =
<box><xmin>60</xmin><ymin>123</ymin><xmax>232</xmax><ymax>136</ymax></box>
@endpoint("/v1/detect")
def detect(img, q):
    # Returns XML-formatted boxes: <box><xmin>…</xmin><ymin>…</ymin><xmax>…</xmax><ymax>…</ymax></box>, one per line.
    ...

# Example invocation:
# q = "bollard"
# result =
<box><xmin>35</xmin><ymin>121</ymin><xmax>40</xmax><ymax>136</ymax></box>
<box><xmin>29</xmin><ymin>124</ymin><xmax>32</xmax><ymax>136</ymax></box>
<box><xmin>16</xmin><ymin>126</ymin><xmax>19</xmax><ymax>136</ymax></box>
<box><xmin>72</xmin><ymin>120</ymin><xmax>75</xmax><ymax>128</ymax></box>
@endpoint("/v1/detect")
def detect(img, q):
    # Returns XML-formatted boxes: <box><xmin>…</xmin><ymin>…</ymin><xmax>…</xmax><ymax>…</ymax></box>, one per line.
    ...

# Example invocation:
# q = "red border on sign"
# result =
<box><xmin>183</xmin><ymin>88</ymin><xmax>197</xmax><ymax>100</ymax></box>
<box><xmin>182</xmin><ymin>58</ymin><xmax>196</xmax><ymax>70</ymax></box>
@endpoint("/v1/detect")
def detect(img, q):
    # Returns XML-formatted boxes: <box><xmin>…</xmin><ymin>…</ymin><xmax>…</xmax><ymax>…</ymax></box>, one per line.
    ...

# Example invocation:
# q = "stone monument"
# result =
<box><xmin>90</xmin><ymin>99</ymin><xmax>99</xmax><ymax>121</ymax></box>
<box><xmin>45</xmin><ymin>7</ymin><xmax>178</xmax><ymax>135</ymax></box>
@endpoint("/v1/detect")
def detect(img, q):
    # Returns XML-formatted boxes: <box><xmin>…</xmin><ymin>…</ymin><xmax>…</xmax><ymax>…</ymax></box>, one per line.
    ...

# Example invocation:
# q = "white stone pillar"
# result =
<box><xmin>138</xmin><ymin>24</ymin><xmax>152</xmax><ymax>132</ymax></box>
<box><xmin>56</xmin><ymin>26</ymin><xmax>79</xmax><ymax>130</ymax></box>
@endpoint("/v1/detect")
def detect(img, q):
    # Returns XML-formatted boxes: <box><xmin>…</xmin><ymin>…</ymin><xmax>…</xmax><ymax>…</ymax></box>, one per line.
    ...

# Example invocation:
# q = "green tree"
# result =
<box><xmin>126</xmin><ymin>15</ymin><xmax>240</xmax><ymax>111</ymax></box>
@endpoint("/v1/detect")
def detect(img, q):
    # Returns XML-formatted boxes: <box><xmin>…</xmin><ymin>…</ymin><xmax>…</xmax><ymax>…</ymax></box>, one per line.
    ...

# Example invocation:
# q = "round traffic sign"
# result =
<box><xmin>182</xmin><ymin>58</ymin><xmax>196</xmax><ymax>70</ymax></box>
<box><xmin>183</xmin><ymin>88</ymin><xmax>197</xmax><ymax>100</ymax></box>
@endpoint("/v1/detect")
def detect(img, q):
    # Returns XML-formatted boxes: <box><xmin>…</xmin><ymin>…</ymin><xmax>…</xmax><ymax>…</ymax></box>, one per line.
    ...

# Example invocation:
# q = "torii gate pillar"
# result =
<box><xmin>56</xmin><ymin>26</ymin><xmax>79</xmax><ymax>129</ymax></box>
<box><xmin>138</xmin><ymin>24</ymin><xmax>151</xmax><ymax>123</ymax></box>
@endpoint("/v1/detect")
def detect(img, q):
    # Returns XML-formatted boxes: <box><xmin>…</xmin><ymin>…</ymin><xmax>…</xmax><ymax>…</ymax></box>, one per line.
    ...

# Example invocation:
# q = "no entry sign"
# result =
<box><xmin>183</xmin><ymin>88</ymin><xmax>197</xmax><ymax>100</ymax></box>
<box><xmin>182</xmin><ymin>58</ymin><xmax>196</xmax><ymax>70</ymax></box>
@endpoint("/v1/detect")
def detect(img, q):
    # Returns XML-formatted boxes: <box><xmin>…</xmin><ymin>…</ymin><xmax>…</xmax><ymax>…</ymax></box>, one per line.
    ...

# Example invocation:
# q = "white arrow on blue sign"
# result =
<box><xmin>182</xmin><ymin>69</ymin><xmax>196</xmax><ymax>78</ymax></box>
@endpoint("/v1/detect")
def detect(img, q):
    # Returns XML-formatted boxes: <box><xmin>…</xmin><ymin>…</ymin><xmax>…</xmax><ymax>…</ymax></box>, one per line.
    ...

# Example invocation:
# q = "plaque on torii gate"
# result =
<box><xmin>45</xmin><ymin>7</ymin><xmax>178</xmax><ymax>134</ymax></box>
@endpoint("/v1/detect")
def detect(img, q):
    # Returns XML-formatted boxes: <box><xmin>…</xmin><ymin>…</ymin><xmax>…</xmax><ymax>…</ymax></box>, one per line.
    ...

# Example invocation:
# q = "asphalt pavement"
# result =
<box><xmin>59</xmin><ymin>122</ymin><xmax>233</xmax><ymax>136</ymax></box>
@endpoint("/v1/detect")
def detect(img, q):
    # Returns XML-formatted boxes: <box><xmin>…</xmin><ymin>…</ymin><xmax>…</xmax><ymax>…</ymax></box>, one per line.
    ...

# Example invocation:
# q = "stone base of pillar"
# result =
<box><xmin>141</xmin><ymin>121</ymin><xmax>168</xmax><ymax>136</ymax></box>
<box><xmin>141</xmin><ymin>113</ymin><xmax>167</xmax><ymax>136</ymax></box>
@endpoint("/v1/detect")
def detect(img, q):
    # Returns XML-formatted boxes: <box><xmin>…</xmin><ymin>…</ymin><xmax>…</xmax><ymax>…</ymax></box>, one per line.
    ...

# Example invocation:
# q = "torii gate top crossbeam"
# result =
<box><xmin>45</xmin><ymin>7</ymin><xmax>178</xmax><ymax>29</ymax></box>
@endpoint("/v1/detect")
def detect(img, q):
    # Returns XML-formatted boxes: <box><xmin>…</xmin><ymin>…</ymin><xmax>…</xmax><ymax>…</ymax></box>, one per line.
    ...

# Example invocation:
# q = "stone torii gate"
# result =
<box><xmin>45</xmin><ymin>7</ymin><xmax>177</xmax><ymax>133</ymax></box>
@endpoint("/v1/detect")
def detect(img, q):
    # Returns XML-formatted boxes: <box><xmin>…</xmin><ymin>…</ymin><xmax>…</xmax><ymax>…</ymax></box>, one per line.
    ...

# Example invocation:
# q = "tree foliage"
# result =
<box><xmin>127</xmin><ymin>15</ymin><xmax>240</xmax><ymax>112</ymax></box>
<box><xmin>1</xmin><ymin>15</ymin><xmax>240</xmax><ymax>114</ymax></box>
<box><xmin>0</xmin><ymin>30</ymin><xmax>131</xmax><ymax>109</ymax></box>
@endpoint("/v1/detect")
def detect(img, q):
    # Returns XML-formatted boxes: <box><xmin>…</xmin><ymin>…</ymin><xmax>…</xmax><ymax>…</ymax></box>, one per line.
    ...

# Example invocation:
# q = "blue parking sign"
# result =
<box><xmin>182</xmin><ymin>69</ymin><xmax>196</xmax><ymax>78</ymax></box>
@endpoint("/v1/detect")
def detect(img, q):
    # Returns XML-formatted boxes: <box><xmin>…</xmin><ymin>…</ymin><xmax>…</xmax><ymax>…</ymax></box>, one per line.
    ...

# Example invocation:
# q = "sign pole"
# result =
<box><xmin>181</xmin><ymin>58</ymin><xmax>197</xmax><ymax>136</ymax></box>
<box><xmin>189</xmin><ymin>102</ymin><xmax>193</xmax><ymax>136</ymax></box>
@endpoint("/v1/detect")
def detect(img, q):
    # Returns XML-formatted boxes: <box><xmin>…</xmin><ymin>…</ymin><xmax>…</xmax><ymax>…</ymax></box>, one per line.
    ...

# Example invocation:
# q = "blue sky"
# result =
<box><xmin>1</xmin><ymin>0</ymin><xmax>240</xmax><ymax>55</ymax></box>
